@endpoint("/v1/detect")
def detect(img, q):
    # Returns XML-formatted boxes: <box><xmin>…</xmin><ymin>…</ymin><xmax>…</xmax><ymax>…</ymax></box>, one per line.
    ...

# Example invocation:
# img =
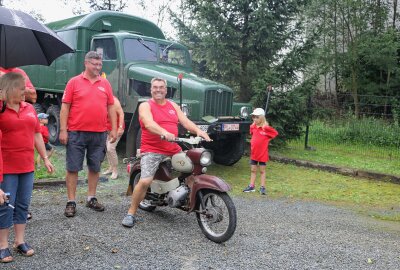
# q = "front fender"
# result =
<box><xmin>186</xmin><ymin>174</ymin><xmax>231</xmax><ymax>212</ymax></box>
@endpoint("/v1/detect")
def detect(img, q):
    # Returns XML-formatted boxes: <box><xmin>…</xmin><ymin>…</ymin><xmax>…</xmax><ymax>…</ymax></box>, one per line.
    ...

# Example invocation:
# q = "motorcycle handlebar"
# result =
<box><xmin>160</xmin><ymin>135</ymin><xmax>208</xmax><ymax>144</ymax></box>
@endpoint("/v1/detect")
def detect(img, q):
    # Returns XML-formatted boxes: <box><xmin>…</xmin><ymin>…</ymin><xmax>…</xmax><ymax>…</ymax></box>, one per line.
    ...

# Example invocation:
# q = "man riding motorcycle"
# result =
<box><xmin>121</xmin><ymin>77</ymin><xmax>211</xmax><ymax>227</ymax></box>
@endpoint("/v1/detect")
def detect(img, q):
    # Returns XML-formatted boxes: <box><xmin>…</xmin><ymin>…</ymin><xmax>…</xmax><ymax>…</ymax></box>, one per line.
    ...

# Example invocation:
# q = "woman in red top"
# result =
<box><xmin>243</xmin><ymin>108</ymin><xmax>278</xmax><ymax>195</ymax></box>
<box><xmin>0</xmin><ymin>85</ymin><xmax>7</xmax><ymax>222</ymax></box>
<box><xmin>0</xmin><ymin>72</ymin><xmax>54</xmax><ymax>263</ymax></box>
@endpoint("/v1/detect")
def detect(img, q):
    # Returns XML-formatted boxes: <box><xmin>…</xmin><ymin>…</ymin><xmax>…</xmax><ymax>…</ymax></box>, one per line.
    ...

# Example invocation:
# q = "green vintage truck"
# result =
<box><xmin>22</xmin><ymin>10</ymin><xmax>252</xmax><ymax>165</ymax></box>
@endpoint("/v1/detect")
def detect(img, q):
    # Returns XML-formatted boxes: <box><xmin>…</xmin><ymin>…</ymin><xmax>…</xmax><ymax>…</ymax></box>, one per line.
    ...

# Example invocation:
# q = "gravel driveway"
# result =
<box><xmin>2</xmin><ymin>180</ymin><xmax>399</xmax><ymax>270</ymax></box>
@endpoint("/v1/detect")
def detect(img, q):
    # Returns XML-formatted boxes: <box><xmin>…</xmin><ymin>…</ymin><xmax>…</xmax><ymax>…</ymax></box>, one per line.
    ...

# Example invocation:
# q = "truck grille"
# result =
<box><xmin>204</xmin><ymin>89</ymin><xmax>233</xmax><ymax>117</ymax></box>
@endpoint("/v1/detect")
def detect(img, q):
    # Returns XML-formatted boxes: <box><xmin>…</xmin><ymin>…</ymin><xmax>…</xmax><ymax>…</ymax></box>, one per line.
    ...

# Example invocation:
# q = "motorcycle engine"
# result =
<box><xmin>167</xmin><ymin>185</ymin><xmax>189</xmax><ymax>208</ymax></box>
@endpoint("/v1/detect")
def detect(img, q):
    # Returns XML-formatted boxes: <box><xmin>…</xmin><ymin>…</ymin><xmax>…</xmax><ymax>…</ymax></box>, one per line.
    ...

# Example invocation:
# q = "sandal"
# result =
<box><xmin>14</xmin><ymin>243</ymin><xmax>35</xmax><ymax>257</ymax></box>
<box><xmin>0</xmin><ymin>248</ymin><xmax>13</xmax><ymax>263</ymax></box>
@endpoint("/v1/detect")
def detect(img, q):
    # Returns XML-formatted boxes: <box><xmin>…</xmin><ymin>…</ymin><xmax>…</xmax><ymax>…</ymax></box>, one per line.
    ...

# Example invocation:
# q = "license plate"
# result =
<box><xmin>197</xmin><ymin>125</ymin><xmax>209</xmax><ymax>132</ymax></box>
<box><xmin>222</xmin><ymin>123</ymin><xmax>239</xmax><ymax>131</ymax></box>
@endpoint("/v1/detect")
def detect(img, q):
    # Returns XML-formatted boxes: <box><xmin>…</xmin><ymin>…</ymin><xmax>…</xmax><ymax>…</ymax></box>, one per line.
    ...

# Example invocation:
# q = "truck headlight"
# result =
<box><xmin>182</xmin><ymin>104</ymin><xmax>190</xmax><ymax>116</ymax></box>
<box><xmin>240</xmin><ymin>106</ymin><xmax>249</xmax><ymax>118</ymax></box>
<box><xmin>200</xmin><ymin>151</ymin><xmax>212</xmax><ymax>166</ymax></box>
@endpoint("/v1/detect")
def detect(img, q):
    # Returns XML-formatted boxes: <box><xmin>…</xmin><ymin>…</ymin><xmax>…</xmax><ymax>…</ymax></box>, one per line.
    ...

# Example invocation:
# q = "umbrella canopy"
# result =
<box><xmin>0</xmin><ymin>7</ymin><xmax>74</xmax><ymax>68</ymax></box>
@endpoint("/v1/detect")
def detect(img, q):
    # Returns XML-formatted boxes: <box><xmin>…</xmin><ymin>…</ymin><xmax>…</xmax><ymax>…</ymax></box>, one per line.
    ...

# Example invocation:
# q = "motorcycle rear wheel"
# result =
<box><xmin>196</xmin><ymin>190</ymin><xmax>237</xmax><ymax>243</ymax></box>
<box><xmin>133</xmin><ymin>172</ymin><xmax>157</xmax><ymax>212</ymax></box>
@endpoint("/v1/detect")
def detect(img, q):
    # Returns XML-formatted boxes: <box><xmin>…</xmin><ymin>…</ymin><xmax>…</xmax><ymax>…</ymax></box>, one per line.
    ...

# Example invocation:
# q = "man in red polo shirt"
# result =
<box><xmin>59</xmin><ymin>51</ymin><xmax>117</xmax><ymax>218</ymax></box>
<box><xmin>0</xmin><ymin>67</ymin><xmax>37</xmax><ymax>104</ymax></box>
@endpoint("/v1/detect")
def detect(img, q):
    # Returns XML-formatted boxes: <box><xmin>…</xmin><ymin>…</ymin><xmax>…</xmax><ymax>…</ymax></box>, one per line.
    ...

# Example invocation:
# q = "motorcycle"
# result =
<box><xmin>125</xmin><ymin>136</ymin><xmax>237</xmax><ymax>243</ymax></box>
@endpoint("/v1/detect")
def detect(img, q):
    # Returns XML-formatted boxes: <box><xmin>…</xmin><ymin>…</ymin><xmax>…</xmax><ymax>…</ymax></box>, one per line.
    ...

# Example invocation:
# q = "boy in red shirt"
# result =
<box><xmin>243</xmin><ymin>108</ymin><xmax>278</xmax><ymax>195</ymax></box>
<box><xmin>36</xmin><ymin>113</ymin><xmax>54</xmax><ymax>167</ymax></box>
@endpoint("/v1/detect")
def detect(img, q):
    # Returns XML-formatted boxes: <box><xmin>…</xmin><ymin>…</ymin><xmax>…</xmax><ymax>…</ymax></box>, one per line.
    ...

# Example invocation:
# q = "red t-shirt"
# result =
<box><xmin>0</xmin><ymin>67</ymin><xmax>36</xmax><ymax>102</ymax></box>
<box><xmin>250</xmin><ymin>124</ymin><xmax>278</xmax><ymax>162</ymax></box>
<box><xmin>0</xmin><ymin>102</ymin><xmax>41</xmax><ymax>174</ymax></box>
<box><xmin>140</xmin><ymin>99</ymin><xmax>181</xmax><ymax>155</ymax></box>
<box><xmin>62</xmin><ymin>73</ymin><xmax>114</xmax><ymax>132</ymax></box>
<box><xmin>40</xmin><ymin>125</ymin><xmax>49</xmax><ymax>144</ymax></box>
<box><xmin>0</xmin><ymin>129</ymin><xmax>3</xmax><ymax>182</ymax></box>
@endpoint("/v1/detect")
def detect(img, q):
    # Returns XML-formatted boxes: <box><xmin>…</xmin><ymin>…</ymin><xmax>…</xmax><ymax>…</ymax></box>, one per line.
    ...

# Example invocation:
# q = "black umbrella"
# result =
<box><xmin>0</xmin><ymin>7</ymin><xmax>73</xmax><ymax>68</ymax></box>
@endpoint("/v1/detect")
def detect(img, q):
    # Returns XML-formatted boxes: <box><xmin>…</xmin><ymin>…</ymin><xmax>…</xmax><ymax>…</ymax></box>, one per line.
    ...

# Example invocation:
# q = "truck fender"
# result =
<box><xmin>186</xmin><ymin>174</ymin><xmax>231</xmax><ymax>212</ymax></box>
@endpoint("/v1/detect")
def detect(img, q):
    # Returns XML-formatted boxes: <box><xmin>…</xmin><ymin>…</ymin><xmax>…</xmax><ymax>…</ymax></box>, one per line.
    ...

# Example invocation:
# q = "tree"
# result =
<box><xmin>87</xmin><ymin>0</ymin><xmax>128</xmax><ymax>11</ymax></box>
<box><xmin>171</xmin><ymin>0</ymin><xmax>307</xmax><ymax>102</ymax></box>
<box><xmin>137</xmin><ymin>0</ymin><xmax>174</xmax><ymax>29</ymax></box>
<box><xmin>63</xmin><ymin>0</ymin><xmax>128</xmax><ymax>15</ymax></box>
<box><xmin>171</xmin><ymin>0</ymin><xmax>319</xmax><ymax>143</ymax></box>
<box><xmin>304</xmin><ymin>0</ymin><xmax>398</xmax><ymax>118</ymax></box>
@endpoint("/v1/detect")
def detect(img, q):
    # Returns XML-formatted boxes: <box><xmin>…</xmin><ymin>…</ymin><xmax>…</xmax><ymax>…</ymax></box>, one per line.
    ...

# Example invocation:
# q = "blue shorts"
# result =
<box><xmin>250</xmin><ymin>159</ymin><xmax>266</xmax><ymax>166</ymax></box>
<box><xmin>66</xmin><ymin>131</ymin><xmax>107</xmax><ymax>172</ymax></box>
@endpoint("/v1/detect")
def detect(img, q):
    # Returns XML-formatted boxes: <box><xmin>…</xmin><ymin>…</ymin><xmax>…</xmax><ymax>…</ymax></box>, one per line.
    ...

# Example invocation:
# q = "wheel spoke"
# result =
<box><xmin>198</xmin><ymin>193</ymin><xmax>230</xmax><ymax>237</ymax></box>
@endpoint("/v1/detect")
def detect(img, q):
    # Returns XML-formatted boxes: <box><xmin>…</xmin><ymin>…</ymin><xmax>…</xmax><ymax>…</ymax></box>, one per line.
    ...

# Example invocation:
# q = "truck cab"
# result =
<box><xmin>22</xmin><ymin>11</ymin><xmax>252</xmax><ymax>166</ymax></box>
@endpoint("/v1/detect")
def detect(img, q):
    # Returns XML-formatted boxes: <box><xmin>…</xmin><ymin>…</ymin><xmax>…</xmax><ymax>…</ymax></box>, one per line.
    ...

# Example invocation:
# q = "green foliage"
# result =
<box><xmin>304</xmin><ymin>0</ymin><xmax>400</xmax><ymax>117</ymax></box>
<box><xmin>308</xmin><ymin>118</ymin><xmax>400</xmax><ymax>148</ymax></box>
<box><xmin>170</xmin><ymin>0</ymin><xmax>321</xmax><ymax>144</ymax></box>
<box><xmin>171</xmin><ymin>0</ymin><xmax>307</xmax><ymax>101</ymax></box>
<box><xmin>251</xmin><ymin>73</ymin><xmax>320</xmax><ymax>143</ymax></box>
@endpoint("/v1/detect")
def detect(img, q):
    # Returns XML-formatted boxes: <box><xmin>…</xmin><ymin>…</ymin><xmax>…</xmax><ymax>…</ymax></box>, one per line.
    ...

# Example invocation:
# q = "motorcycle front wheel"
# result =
<box><xmin>196</xmin><ymin>190</ymin><xmax>237</xmax><ymax>243</ymax></box>
<box><xmin>133</xmin><ymin>172</ymin><xmax>156</xmax><ymax>212</ymax></box>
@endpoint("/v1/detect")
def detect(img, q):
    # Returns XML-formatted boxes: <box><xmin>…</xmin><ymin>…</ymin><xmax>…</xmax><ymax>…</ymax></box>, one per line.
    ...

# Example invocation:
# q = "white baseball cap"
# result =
<box><xmin>250</xmin><ymin>108</ymin><xmax>265</xmax><ymax>116</ymax></box>
<box><xmin>37</xmin><ymin>113</ymin><xmax>49</xmax><ymax>119</ymax></box>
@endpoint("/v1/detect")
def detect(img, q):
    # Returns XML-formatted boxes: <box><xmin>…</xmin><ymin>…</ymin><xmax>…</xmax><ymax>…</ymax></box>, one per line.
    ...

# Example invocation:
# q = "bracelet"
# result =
<box><xmin>42</xmin><ymin>156</ymin><xmax>49</xmax><ymax>160</ymax></box>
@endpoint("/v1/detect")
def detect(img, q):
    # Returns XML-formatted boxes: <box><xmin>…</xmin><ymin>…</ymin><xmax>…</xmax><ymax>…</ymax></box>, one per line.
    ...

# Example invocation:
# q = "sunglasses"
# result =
<box><xmin>251</xmin><ymin>115</ymin><xmax>261</xmax><ymax>118</ymax></box>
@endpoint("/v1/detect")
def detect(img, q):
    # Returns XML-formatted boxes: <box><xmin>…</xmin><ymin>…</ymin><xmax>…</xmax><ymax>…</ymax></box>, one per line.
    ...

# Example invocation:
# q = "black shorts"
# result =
<box><xmin>66</xmin><ymin>131</ymin><xmax>107</xmax><ymax>173</ymax></box>
<box><xmin>250</xmin><ymin>159</ymin><xmax>266</xmax><ymax>166</ymax></box>
<box><xmin>45</xmin><ymin>143</ymin><xmax>53</xmax><ymax>151</ymax></box>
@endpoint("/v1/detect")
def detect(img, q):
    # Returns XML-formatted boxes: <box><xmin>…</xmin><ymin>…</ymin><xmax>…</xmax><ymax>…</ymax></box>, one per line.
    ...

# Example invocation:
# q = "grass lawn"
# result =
<box><xmin>208</xmin><ymin>157</ymin><xmax>400</xmax><ymax>222</ymax></box>
<box><xmin>272</xmin><ymin>141</ymin><xmax>400</xmax><ymax>176</ymax></box>
<box><xmin>34</xmin><ymin>145</ymin><xmax>400</xmax><ymax>222</ymax></box>
<box><xmin>34</xmin><ymin>147</ymin><xmax>88</xmax><ymax>181</ymax></box>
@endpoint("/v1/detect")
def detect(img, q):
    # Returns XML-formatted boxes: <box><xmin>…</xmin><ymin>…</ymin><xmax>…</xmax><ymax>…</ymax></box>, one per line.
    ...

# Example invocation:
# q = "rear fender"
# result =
<box><xmin>186</xmin><ymin>174</ymin><xmax>231</xmax><ymax>212</ymax></box>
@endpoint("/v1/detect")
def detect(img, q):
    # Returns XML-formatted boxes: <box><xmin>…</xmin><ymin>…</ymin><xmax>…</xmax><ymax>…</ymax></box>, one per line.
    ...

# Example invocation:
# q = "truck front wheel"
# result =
<box><xmin>46</xmin><ymin>105</ymin><xmax>61</xmax><ymax>145</ymax></box>
<box><xmin>33</xmin><ymin>103</ymin><xmax>45</xmax><ymax>114</ymax></box>
<box><xmin>212</xmin><ymin>134</ymin><xmax>245</xmax><ymax>166</ymax></box>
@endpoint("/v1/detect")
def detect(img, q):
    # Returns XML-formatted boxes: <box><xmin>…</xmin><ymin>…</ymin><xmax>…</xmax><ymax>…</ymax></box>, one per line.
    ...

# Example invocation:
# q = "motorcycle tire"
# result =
<box><xmin>196</xmin><ymin>190</ymin><xmax>237</xmax><ymax>243</ymax></box>
<box><xmin>132</xmin><ymin>172</ymin><xmax>156</xmax><ymax>212</ymax></box>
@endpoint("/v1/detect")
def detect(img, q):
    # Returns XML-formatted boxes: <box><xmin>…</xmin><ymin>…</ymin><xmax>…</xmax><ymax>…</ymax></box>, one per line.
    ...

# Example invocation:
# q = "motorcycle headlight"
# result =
<box><xmin>182</xmin><ymin>104</ymin><xmax>190</xmax><ymax>116</ymax></box>
<box><xmin>200</xmin><ymin>151</ymin><xmax>212</xmax><ymax>166</ymax></box>
<box><xmin>240</xmin><ymin>106</ymin><xmax>249</xmax><ymax>118</ymax></box>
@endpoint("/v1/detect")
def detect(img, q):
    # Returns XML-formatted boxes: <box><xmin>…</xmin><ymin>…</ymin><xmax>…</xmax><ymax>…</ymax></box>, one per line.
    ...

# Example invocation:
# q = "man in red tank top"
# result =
<box><xmin>122</xmin><ymin>78</ymin><xmax>211</xmax><ymax>228</ymax></box>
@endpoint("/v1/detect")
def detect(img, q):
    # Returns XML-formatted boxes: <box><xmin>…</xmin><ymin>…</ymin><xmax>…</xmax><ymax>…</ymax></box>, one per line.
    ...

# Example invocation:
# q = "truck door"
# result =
<box><xmin>92</xmin><ymin>38</ymin><xmax>119</xmax><ymax>93</ymax></box>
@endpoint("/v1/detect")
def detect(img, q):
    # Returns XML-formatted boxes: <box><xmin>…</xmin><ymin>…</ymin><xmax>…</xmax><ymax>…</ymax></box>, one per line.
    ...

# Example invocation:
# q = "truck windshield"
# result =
<box><xmin>159</xmin><ymin>44</ymin><xmax>188</xmax><ymax>66</ymax></box>
<box><xmin>123</xmin><ymin>38</ymin><xmax>157</xmax><ymax>62</ymax></box>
